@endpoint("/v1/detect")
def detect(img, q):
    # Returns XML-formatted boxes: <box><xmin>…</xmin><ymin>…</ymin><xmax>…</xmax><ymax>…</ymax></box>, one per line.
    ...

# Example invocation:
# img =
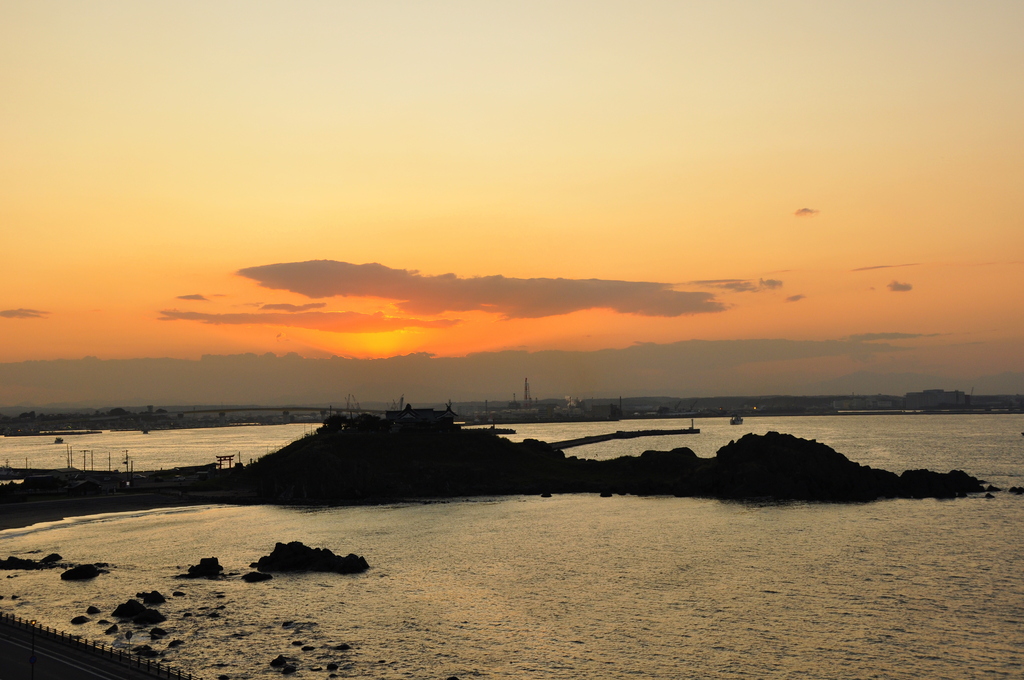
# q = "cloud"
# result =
<box><xmin>887</xmin><ymin>280</ymin><xmax>913</xmax><ymax>292</ymax></box>
<box><xmin>0</xmin><ymin>308</ymin><xmax>49</xmax><ymax>319</ymax></box>
<box><xmin>259</xmin><ymin>302</ymin><xmax>327</xmax><ymax>312</ymax></box>
<box><xmin>158</xmin><ymin>309</ymin><xmax>459</xmax><ymax>333</ymax></box>
<box><xmin>851</xmin><ymin>263</ymin><xmax>918</xmax><ymax>271</ymax></box>
<box><xmin>237</xmin><ymin>260</ymin><xmax>726</xmax><ymax>319</ymax></box>
<box><xmin>785</xmin><ymin>295</ymin><xmax>805</xmax><ymax>302</ymax></box>
<box><xmin>794</xmin><ymin>208</ymin><xmax>819</xmax><ymax>217</ymax></box>
<box><xmin>176</xmin><ymin>294</ymin><xmax>209</xmax><ymax>301</ymax></box>
<box><xmin>690</xmin><ymin>278</ymin><xmax>783</xmax><ymax>293</ymax></box>
<box><xmin>849</xmin><ymin>332</ymin><xmax>936</xmax><ymax>342</ymax></box>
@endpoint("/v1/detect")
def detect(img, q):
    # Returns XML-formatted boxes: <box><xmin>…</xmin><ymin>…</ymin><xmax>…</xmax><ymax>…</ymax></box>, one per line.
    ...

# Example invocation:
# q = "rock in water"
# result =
<box><xmin>132</xmin><ymin>608</ymin><xmax>167</xmax><ymax>625</ymax></box>
<box><xmin>40</xmin><ymin>553</ymin><xmax>62</xmax><ymax>564</ymax></box>
<box><xmin>703</xmin><ymin>431</ymin><xmax>983</xmax><ymax>501</ymax></box>
<box><xmin>71</xmin><ymin>615</ymin><xmax>90</xmax><ymax>624</ymax></box>
<box><xmin>254</xmin><ymin>542</ymin><xmax>369</xmax><ymax>574</ymax></box>
<box><xmin>242</xmin><ymin>571</ymin><xmax>273</xmax><ymax>582</ymax></box>
<box><xmin>61</xmin><ymin>564</ymin><xmax>101</xmax><ymax>580</ymax></box>
<box><xmin>112</xmin><ymin>600</ymin><xmax>146</xmax><ymax>618</ymax></box>
<box><xmin>180</xmin><ymin>557</ymin><xmax>224</xmax><ymax>579</ymax></box>
<box><xmin>137</xmin><ymin>590</ymin><xmax>166</xmax><ymax>604</ymax></box>
<box><xmin>270</xmin><ymin>654</ymin><xmax>288</xmax><ymax>667</ymax></box>
<box><xmin>0</xmin><ymin>556</ymin><xmax>44</xmax><ymax>570</ymax></box>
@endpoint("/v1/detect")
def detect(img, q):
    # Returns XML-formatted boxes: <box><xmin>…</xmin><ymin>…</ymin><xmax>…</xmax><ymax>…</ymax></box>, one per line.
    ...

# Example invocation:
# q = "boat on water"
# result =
<box><xmin>729</xmin><ymin>415</ymin><xmax>743</xmax><ymax>425</ymax></box>
<box><xmin>54</xmin><ymin>437</ymin><xmax>64</xmax><ymax>444</ymax></box>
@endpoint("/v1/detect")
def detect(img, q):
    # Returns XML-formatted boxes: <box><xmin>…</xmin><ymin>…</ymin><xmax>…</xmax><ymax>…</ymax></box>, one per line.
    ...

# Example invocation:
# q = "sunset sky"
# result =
<box><xmin>2</xmin><ymin>1</ymin><xmax>1022</xmax><ymax>398</ymax></box>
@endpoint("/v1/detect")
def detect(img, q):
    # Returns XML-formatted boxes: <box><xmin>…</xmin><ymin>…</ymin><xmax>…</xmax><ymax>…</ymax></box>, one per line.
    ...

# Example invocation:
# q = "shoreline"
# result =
<box><xmin>0</xmin><ymin>493</ymin><xmax>209</xmax><ymax>532</ymax></box>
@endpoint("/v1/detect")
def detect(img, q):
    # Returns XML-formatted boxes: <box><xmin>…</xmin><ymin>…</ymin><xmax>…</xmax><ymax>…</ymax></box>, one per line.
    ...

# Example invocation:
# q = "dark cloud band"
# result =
<box><xmin>260</xmin><ymin>302</ymin><xmax>327</xmax><ymax>312</ymax></box>
<box><xmin>0</xmin><ymin>308</ymin><xmax>49</xmax><ymax>319</ymax></box>
<box><xmin>237</xmin><ymin>260</ymin><xmax>725</xmax><ymax>319</ymax></box>
<box><xmin>851</xmin><ymin>263</ymin><xmax>919</xmax><ymax>272</ymax></box>
<box><xmin>887</xmin><ymin>281</ymin><xmax>913</xmax><ymax>292</ymax></box>
<box><xmin>159</xmin><ymin>309</ymin><xmax>459</xmax><ymax>333</ymax></box>
<box><xmin>689</xmin><ymin>278</ymin><xmax>782</xmax><ymax>293</ymax></box>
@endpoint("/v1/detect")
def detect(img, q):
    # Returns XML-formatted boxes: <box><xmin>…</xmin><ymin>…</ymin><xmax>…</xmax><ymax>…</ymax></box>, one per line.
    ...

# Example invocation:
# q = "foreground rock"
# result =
<box><xmin>61</xmin><ymin>564</ymin><xmax>102</xmax><ymax>580</ymax></box>
<box><xmin>132</xmin><ymin>608</ymin><xmax>166</xmax><ymax>625</ymax></box>
<box><xmin>137</xmin><ymin>590</ymin><xmax>166</xmax><ymax>604</ymax></box>
<box><xmin>242</xmin><ymin>571</ymin><xmax>273</xmax><ymax>582</ymax></box>
<box><xmin>254</xmin><ymin>542</ymin><xmax>368</xmax><ymax>574</ymax></box>
<box><xmin>178</xmin><ymin>557</ymin><xmax>224</xmax><ymax>579</ymax></box>
<box><xmin>1</xmin><ymin>556</ymin><xmax>49</xmax><ymax>570</ymax></box>
<box><xmin>112</xmin><ymin>599</ymin><xmax>147</xmax><ymax>618</ymax></box>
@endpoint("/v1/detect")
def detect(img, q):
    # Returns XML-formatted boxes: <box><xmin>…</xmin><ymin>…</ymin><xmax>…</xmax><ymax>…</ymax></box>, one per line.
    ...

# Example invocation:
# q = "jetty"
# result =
<box><xmin>549</xmin><ymin>426</ymin><xmax>699</xmax><ymax>450</ymax></box>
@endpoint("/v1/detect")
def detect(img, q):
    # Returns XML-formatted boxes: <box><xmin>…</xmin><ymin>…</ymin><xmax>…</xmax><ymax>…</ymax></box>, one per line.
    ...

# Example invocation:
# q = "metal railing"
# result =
<box><xmin>0</xmin><ymin>611</ymin><xmax>202</xmax><ymax>679</ymax></box>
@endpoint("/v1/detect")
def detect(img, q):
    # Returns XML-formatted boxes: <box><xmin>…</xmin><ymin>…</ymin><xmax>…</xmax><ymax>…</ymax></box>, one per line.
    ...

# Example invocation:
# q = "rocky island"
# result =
<box><xmin>235</xmin><ymin>422</ymin><xmax>984</xmax><ymax>503</ymax></box>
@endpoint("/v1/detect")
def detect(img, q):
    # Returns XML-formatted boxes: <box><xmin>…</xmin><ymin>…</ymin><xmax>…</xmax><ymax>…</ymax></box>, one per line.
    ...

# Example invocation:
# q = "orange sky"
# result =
<box><xmin>1</xmin><ymin>1</ymin><xmax>1022</xmax><ymax>390</ymax></box>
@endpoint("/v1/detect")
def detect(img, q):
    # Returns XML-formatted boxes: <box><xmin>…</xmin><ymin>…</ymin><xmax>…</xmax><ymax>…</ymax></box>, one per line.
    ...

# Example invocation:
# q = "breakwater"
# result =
<box><xmin>548</xmin><ymin>426</ymin><xmax>700</xmax><ymax>449</ymax></box>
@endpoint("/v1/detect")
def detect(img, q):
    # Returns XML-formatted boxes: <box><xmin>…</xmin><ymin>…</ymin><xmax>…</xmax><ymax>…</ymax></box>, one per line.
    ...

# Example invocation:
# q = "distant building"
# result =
<box><xmin>385</xmin><ymin>403</ymin><xmax>460</xmax><ymax>433</ymax></box>
<box><xmin>590</xmin><ymin>404</ymin><xmax>622</xmax><ymax>420</ymax></box>
<box><xmin>905</xmin><ymin>389</ymin><xmax>965</xmax><ymax>410</ymax></box>
<box><xmin>831</xmin><ymin>396</ymin><xmax>899</xmax><ymax>410</ymax></box>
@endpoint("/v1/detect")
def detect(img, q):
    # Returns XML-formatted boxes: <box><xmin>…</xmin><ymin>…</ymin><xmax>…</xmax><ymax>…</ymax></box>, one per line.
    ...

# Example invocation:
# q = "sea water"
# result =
<box><xmin>1</xmin><ymin>415</ymin><xmax>1023</xmax><ymax>679</ymax></box>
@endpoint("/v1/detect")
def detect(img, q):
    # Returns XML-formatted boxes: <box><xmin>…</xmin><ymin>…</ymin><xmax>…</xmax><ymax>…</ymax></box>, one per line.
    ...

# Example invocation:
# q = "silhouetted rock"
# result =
<box><xmin>899</xmin><ymin>469</ymin><xmax>983</xmax><ymax>499</ymax></box>
<box><xmin>168</xmin><ymin>639</ymin><xmax>184</xmax><ymax>647</ymax></box>
<box><xmin>326</xmin><ymin>663</ymin><xmax>339</xmax><ymax>670</ymax></box>
<box><xmin>335</xmin><ymin>643</ymin><xmax>350</xmax><ymax>650</ymax></box>
<box><xmin>302</xmin><ymin>645</ymin><xmax>315</xmax><ymax>651</ymax></box>
<box><xmin>270</xmin><ymin>655</ymin><xmax>288</xmax><ymax>667</ymax></box>
<box><xmin>282</xmin><ymin>666</ymin><xmax>296</xmax><ymax>675</ymax></box>
<box><xmin>150</xmin><ymin>627</ymin><xmax>167</xmax><ymax>637</ymax></box>
<box><xmin>242</xmin><ymin>429</ymin><xmax>985</xmax><ymax>503</ymax></box>
<box><xmin>132</xmin><ymin>608</ymin><xmax>166</xmax><ymax>625</ymax></box>
<box><xmin>40</xmin><ymin>553</ymin><xmax>62</xmax><ymax>564</ymax></box>
<box><xmin>105</xmin><ymin>624</ymin><xmax>118</xmax><ymax>634</ymax></box>
<box><xmin>61</xmin><ymin>564</ymin><xmax>101</xmax><ymax>580</ymax></box>
<box><xmin>71</xmin><ymin>615</ymin><xmax>89</xmax><ymax>624</ymax></box>
<box><xmin>172</xmin><ymin>591</ymin><xmax>186</xmax><ymax>597</ymax></box>
<box><xmin>1</xmin><ymin>556</ymin><xmax>45</xmax><ymax>570</ymax></box>
<box><xmin>242</xmin><ymin>571</ymin><xmax>273</xmax><ymax>582</ymax></box>
<box><xmin>86</xmin><ymin>606</ymin><xmax>101</xmax><ymax>614</ymax></box>
<box><xmin>180</xmin><ymin>557</ymin><xmax>224</xmax><ymax>579</ymax></box>
<box><xmin>113</xmin><ymin>600</ymin><xmax>146</xmax><ymax>618</ymax></box>
<box><xmin>255</xmin><ymin>542</ymin><xmax>369</xmax><ymax>574</ymax></box>
<box><xmin>137</xmin><ymin>590</ymin><xmax>166</xmax><ymax>604</ymax></box>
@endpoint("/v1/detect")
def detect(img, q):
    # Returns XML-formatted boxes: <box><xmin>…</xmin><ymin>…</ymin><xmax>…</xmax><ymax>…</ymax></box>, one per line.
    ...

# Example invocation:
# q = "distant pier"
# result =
<box><xmin>549</xmin><ymin>427</ymin><xmax>699</xmax><ymax>450</ymax></box>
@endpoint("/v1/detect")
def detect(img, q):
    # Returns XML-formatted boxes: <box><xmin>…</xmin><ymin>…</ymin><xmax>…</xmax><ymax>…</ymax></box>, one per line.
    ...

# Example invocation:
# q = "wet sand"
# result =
<box><xmin>0</xmin><ymin>494</ymin><xmax>207</xmax><ymax>532</ymax></box>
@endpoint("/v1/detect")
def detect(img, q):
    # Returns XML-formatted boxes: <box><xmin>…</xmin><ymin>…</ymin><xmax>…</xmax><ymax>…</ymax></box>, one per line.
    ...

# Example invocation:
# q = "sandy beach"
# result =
<box><xmin>0</xmin><ymin>493</ymin><xmax>207</xmax><ymax>532</ymax></box>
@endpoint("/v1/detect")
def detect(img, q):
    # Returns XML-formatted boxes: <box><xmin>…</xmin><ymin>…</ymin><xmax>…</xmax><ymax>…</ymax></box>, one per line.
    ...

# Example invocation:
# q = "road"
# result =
<box><xmin>0</xmin><ymin>618</ymin><xmax>190</xmax><ymax>680</ymax></box>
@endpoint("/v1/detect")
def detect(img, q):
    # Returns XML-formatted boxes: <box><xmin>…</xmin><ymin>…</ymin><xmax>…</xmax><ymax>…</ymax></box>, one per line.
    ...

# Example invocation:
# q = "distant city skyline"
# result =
<box><xmin>1</xmin><ymin>1</ymin><xmax>1021</xmax><ymax>402</ymax></box>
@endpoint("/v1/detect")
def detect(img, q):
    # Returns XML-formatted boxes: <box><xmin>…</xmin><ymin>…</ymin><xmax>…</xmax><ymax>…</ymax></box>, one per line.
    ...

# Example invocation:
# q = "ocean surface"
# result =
<box><xmin>1</xmin><ymin>414</ymin><xmax>1023</xmax><ymax>679</ymax></box>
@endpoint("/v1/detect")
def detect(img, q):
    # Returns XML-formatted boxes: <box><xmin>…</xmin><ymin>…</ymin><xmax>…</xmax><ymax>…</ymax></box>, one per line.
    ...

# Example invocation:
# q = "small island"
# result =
<box><xmin>234</xmin><ymin>416</ymin><xmax>984</xmax><ymax>503</ymax></box>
